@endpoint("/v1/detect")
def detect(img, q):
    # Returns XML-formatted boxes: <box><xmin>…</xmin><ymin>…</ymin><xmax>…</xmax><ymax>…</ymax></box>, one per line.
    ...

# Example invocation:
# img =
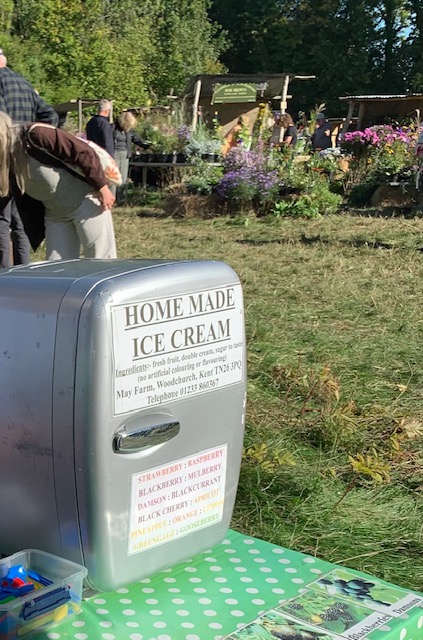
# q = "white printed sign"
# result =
<box><xmin>111</xmin><ymin>284</ymin><xmax>244</xmax><ymax>415</ymax></box>
<box><xmin>128</xmin><ymin>445</ymin><xmax>227</xmax><ymax>555</ymax></box>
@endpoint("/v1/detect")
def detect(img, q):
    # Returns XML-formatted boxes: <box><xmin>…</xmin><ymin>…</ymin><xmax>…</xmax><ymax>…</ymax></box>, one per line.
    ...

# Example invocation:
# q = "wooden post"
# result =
<box><xmin>341</xmin><ymin>101</ymin><xmax>355</xmax><ymax>136</ymax></box>
<box><xmin>191</xmin><ymin>79</ymin><xmax>202</xmax><ymax>131</ymax></box>
<box><xmin>278</xmin><ymin>75</ymin><xmax>291</xmax><ymax>143</ymax></box>
<box><xmin>78</xmin><ymin>99</ymin><xmax>83</xmax><ymax>133</ymax></box>
<box><xmin>357</xmin><ymin>102</ymin><xmax>366</xmax><ymax>130</ymax></box>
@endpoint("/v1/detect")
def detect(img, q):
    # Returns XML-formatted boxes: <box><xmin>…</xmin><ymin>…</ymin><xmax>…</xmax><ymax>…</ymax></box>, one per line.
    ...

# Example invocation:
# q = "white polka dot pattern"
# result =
<box><xmin>38</xmin><ymin>531</ymin><xmax>421</xmax><ymax>640</ymax></box>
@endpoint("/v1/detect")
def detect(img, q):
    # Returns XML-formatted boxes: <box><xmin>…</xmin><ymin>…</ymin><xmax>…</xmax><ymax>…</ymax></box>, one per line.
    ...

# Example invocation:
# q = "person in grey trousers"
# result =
<box><xmin>112</xmin><ymin>111</ymin><xmax>149</xmax><ymax>205</ymax></box>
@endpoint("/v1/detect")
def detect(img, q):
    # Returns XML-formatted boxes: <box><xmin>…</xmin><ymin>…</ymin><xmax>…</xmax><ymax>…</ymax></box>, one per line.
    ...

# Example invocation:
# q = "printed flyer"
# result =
<box><xmin>307</xmin><ymin>568</ymin><xmax>423</xmax><ymax>619</ymax></box>
<box><xmin>224</xmin><ymin>567</ymin><xmax>423</xmax><ymax>639</ymax></box>
<box><xmin>225</xmin><ymin>609</ymin><xmax>340</xmax><ymax>639</ymax></box>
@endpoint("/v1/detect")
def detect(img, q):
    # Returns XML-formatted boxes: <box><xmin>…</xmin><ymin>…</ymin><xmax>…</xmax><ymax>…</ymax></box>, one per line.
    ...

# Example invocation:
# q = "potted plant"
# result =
<box><xmin>204</xmin><ymin>138</ymin><xmax>223</xmax><ymax>163</ymax></box>
<box><xmin>185</xmin><ymin>123</ymin><xmax>219</xmax><ymax>161</ymax></box>
<box><xmin>176</xmin><ymin>125</ymin><xmax>191</xmax><ymax>163</ymax></box>
<box><xmin>135</xmin><ymin>122</ymin><xmax>159</xmax><ymax>163</ymax></box>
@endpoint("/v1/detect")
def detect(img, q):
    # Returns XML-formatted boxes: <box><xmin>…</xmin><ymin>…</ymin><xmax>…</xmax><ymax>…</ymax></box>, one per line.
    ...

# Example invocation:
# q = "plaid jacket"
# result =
<box><xmin>0</xmin><ymin>67</ymin><xmax>58</xmax><ymax>125</ymax></box>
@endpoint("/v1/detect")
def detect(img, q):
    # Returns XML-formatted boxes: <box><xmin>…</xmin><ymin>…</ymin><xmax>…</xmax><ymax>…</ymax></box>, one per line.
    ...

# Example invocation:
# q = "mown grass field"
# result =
<box><xmin>35</xmin><ymin>198</ymin><xmax>423</xmax><ymax>592</ymax></box>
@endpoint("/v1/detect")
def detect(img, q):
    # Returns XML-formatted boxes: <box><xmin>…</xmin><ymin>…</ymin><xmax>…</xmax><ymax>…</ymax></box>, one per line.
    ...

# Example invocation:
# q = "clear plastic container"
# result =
<box><xmin>0</xmin><ymin>549</ymin><xmax>87</xmax><ymax>639</ymax></box>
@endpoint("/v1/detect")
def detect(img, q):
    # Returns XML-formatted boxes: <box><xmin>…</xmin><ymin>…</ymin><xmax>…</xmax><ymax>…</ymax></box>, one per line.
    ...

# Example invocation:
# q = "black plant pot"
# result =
<box><xmin>201</xmin><ymin>153</ymin><xmax>214</xmax><ymax>162</ymax></box>
<box><xmin>176</xmin><ymin>152</ymin><xmax>187</xmax><ymax>163</ymax></box>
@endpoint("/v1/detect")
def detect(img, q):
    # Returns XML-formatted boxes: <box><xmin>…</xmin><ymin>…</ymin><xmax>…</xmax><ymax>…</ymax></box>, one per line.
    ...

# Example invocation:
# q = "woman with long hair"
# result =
<box><xmin>270</xmin><ymin>112</ymin><xmax>298</xmax><ymax>148</ymax></box>
<box><xmin>113</xmin><ymin>111</ymin><xmax>149</xmax><ymax>205</ymax></box>
<box><xmin>0</xmin><ymin>111</ymin><xmax>116</xmax><ymax>260</ymax></box>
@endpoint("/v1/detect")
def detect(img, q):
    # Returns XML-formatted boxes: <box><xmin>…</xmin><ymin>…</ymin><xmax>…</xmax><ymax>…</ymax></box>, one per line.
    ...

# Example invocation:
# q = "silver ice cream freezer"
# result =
<box><xmin>0</xmin><ymin>259</ymin><xmax>246</xmax><ymax>591</ymax></box>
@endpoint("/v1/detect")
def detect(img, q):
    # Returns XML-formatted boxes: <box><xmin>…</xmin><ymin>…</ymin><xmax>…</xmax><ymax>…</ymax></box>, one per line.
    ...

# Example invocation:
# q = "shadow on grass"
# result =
<box><xmin>136</xmin><ymin>209</ymin><xmax>169</xmax><ymax>219</ymax></box>
<box><xmin>236</xmin><ymin>234</ymin><xmax>395</xmax><ymax>250</ymax></box>
<box><xmin>346</xmin><ymin>205</ymin><xmax>423</xmax><ymax>219</ymax></box>
<box><xmin>299</xmin><ymin>233</ymin><xmax>394</xmax><ymax>250</ymax></box>
<box><xmin>237</xmin><ymin>229</ymin><xmax>423</xmax><ymax>251</ymax></box>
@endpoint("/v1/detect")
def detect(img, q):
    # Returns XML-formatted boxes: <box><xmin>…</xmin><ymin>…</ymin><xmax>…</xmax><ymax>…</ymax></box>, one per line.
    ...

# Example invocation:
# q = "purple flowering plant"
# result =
<box><xmin>177</xmin><ymin>124</ymin><xmax>191</xmax><ymax>142</ymax></box>
<box><xmin>217</xmin><ymin>147</ymin><xmax>280</xmax><ymax>204</ymax></box>
<box><xmin>176</xmin><ymin>125</ymin><xmax>192</xmax><ymax>152</ymax></box>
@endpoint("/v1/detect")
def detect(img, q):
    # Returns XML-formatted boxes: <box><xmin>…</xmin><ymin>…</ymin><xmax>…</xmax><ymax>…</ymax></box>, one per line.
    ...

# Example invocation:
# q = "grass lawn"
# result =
<box><xmin>34</xmin><ymin>196</ymin><xmax>423</xmax><ymax>592</ymax></box>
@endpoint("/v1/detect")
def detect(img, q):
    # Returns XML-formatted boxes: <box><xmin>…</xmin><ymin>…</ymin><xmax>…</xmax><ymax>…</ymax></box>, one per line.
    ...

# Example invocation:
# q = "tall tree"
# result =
<box><xmin>401</xmin><ymin>0</ymin><xmax>423</xmax><ymax>91</ymax></box>
<box><xmin>148</xmin><ymin>0</ymin><xmax>227</xmax><ymax>97</ymax></box>
<box><xmin>208</xmin><ymin>0</ymin><xmax>280</xmax><ymax>73</ymax></box>
<box><xmin>209</xmin><ymin>0</ymin><xmax>417</xmax><ymax>115</ymax></box>
<box><xmin>371</xmin><ymin>0</ymin><xmax>410</xmax><ymax>92</ymax></box>
<box><xmin>1</xmin><ymin>0</ymin><xmax>227</xmax><ymax>108</ymax></box>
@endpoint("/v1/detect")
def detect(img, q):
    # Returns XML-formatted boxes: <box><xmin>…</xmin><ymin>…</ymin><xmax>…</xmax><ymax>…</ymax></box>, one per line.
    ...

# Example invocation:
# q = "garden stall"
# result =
<box><xmin>339</xmin><ymin>93</ymin><xmax>423</xmax><ymax>135</ymax></box>
<box><xmin>183</xmin><ymin>73</ymin><xmax>315</xmax><ymax>136</ymax></box>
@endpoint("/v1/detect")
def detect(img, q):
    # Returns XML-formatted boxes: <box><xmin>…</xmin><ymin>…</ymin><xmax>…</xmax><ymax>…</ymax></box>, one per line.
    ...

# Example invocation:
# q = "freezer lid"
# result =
<box><xmin>0</xmin><ymin>258</ymin><xmax>184</xmax><ymax>282</ymax></box>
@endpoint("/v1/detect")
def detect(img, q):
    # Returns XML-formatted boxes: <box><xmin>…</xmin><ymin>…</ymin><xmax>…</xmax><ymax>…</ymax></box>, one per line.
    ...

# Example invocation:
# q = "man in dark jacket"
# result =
<box><xmin>311</xmin><ymin>112</ymin><xmax>332</xmax><ymax>151</ymax></box>
<box><xmin>0</xmin><ymin>48</ymin><xmax>58</xmax><ymax>268</ymax></box>
<box><xmin>86</xmin><ymin>99</ymin><xmax>114</xmax><ymax>156</ymax></box>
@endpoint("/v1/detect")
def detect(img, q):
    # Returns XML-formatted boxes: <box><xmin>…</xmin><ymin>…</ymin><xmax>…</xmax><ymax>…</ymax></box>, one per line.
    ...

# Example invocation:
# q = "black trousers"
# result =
<box><xmin>0</xmin><ymin>196</ymin><xmax>31</xmax><ymax>268</ymax></box>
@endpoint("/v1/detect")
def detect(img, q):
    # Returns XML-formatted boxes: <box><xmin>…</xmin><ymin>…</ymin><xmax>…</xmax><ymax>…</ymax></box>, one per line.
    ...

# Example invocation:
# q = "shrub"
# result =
<box><xmin>216</xmin><ymin>169</ymin><xmax>257</xmax><ymax>202</ymax></box>
<box><xmin>271</xmin><ymin>179</ymin><xmax>342</xmax><ymax>218</ymax></box>
<box><xmin>348</xmin><ymin>178</ymin><xmax>379</xmax><ymax>206</ymax></box>
<box><xmin>183</xmin><ymin>161</ymin><xmax>223</xmax><ymax>195</ymax></box>
<box><xmin>217</xmin><ymin>147</ymin><xmax>280</xmax><ymax>208</ymax></box>
<box><xmin>185</xmin><ymin>123</ymin><xmax>223</xmax><ymax>159</ymax></box>
<box><xmin>272</xmin><ymin>197</ymin><xmax>321</xmax><ymax>219</ymax></box>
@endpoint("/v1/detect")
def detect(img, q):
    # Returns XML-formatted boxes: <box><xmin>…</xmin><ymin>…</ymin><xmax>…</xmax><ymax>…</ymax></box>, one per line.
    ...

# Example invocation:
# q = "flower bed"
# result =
<box><xmin>136</xmin><ymin>107</ymin><xmax>423</xmax><ymax>216</ymax></box>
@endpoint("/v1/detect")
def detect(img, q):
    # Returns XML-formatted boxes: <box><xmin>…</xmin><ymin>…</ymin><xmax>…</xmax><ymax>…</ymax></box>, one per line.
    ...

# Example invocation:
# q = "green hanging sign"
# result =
<box><xmin>211</xmin><ymin>83</ymin><xmax>257</xmax><ymax>104</ymax></box>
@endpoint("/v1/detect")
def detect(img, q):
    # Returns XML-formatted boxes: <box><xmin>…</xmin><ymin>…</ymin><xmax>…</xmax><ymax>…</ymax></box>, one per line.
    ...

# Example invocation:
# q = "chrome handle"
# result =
<box><xmin>113</xmin><ymin>420</ymin><xmax>180</xmax><ymax>453</ymax></box>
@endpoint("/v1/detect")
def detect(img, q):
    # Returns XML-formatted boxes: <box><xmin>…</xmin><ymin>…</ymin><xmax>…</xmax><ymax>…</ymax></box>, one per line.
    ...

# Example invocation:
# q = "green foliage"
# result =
<box><xmin>0</xmin><ymin>0</ymin><xmax>227</xmax><ymax>108</ymax></box>
<box><xmin>270</xmin><ymin>163</ymin><xmax>343</xmax><ymax>218</ymax></box>
<box><xmin>348</xmin><ymin>178</ymin><xmax>379</xmax><ymax>206</ymax></box>
<box><xmin>243</xmin><ymin>442</ymin><xmax>296</xmax><ymax>474</ymax></box>
<box><xmin>348</xmin><ymin>449</ymin><xmax>391</xmax><ymax>484</ymax></box>
<box><xmin>185</xmin><ymin>123</ymin><xmax>222</xmax><ymax>158</ymax></box>
<box><xmin>210</xmin><ymin>0</ymin><xmax>423</xmax><ymax>114</ymax></box>
<box><xmin>184</xmin><ymin>161</ymin><xmax>223</xmax><ymax>195</ymax></box>
<box><xmin>146</xmin><ymin>0</ymin><xmax>228</xmax><ymax>97</ymax></box>
<box><xmin>272</xmin><ymin>196</ymin><xmax>321</xmax><ymax>219</ymax></box>
<box><xmin>2</xmin><ymin>0</ymin><xmax>423</xmax><ymax>120</ymax></box>
<box><xmin>0</xmin><ymin>0</ymin><xmax>13</xmax><ymax>32</ymax></box>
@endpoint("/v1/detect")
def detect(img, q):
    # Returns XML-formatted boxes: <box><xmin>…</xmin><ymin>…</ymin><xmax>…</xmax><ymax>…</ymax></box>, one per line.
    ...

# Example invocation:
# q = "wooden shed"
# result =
<box><xmin>183</xmin><ymin>73</ymin><xmax>314</xmax><ymax>135</ymax></box>
<box><xmin>339</xmin><ymin>94</ymin><xmax>423</xmax><ymax>134</ymax></box>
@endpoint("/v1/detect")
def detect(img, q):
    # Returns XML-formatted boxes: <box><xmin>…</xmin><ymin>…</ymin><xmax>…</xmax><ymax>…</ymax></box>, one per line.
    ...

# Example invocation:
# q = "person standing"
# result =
<box><xmin>0</xmin><ymin>113</ymin><xmax>117</xmax><ymax>260</ymax></box>
<box><xmin>280</xmin><ymin>113</ymin><xmax>298</xmax><ymax>147</ymax></box>
<box><xmin>270</xmin><ymin>113</ymin><xmax>298</xmax><ymax>148</ymax></box>
<box><xmin>0</xmin><ymin>47</ymin><xmax>58</xmax><ymax>268</ymax></box>
<box><xmin>311</xmin><ymin>112</ymin><xmax>332</xmax><ymax>152</ymax></box>
<box><xmin>112</xmin><ymin>111</ymin><xmax>149</xmax><ymax>205</ymax></box>
<box><xmin>86</xmin><ymin>99</ymin><xmax>114</xmax><ymax>156</ymax></box>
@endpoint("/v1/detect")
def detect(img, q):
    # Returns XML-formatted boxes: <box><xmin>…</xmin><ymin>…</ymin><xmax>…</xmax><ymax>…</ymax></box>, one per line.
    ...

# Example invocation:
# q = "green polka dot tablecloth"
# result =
<box><xmin>35</xmin><ymin>530</ymin><xmax>422</xmax><ymax>640</ymax></box>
